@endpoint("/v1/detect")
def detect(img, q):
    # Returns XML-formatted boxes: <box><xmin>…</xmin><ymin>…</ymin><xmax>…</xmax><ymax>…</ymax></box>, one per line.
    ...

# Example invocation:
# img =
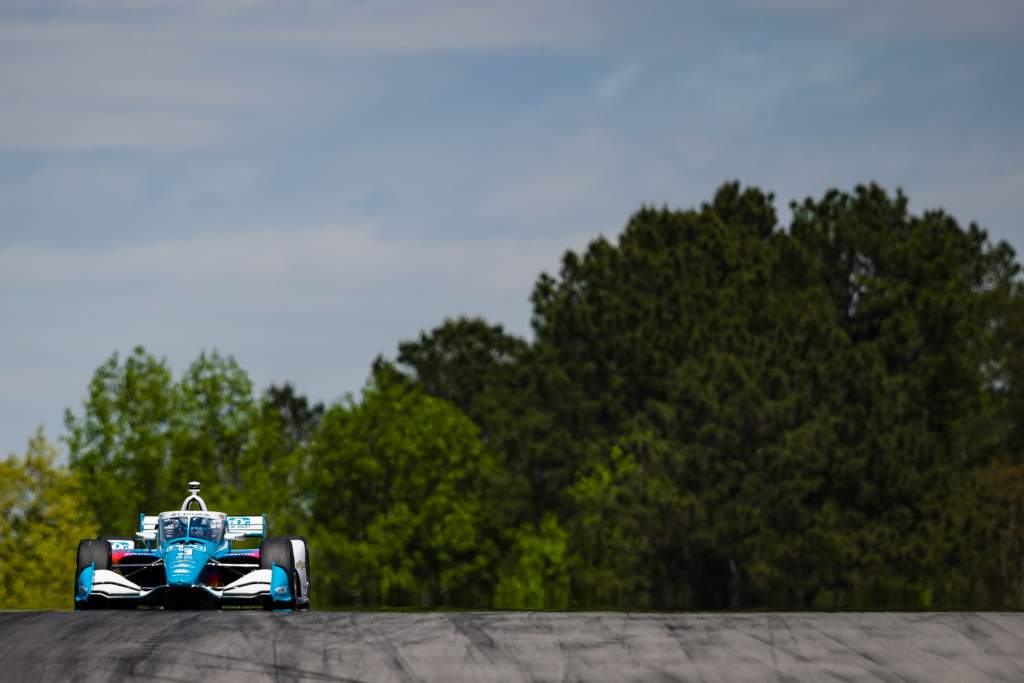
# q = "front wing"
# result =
<box><xmin>76</xmin><ymin>565</ymin><xmax>295</xmax><ymax>608</ymax></box>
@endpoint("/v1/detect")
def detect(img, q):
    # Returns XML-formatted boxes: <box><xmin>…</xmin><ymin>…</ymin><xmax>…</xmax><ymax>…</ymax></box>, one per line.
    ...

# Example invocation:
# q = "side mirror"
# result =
<box><xmin>224</xmin><ymin>531</ymin><xmax>244</xmax><ymax>542</ymax></box>
<box><xmin>136</xmin><ymin>530</ymin><xmax>157</xmax><ymax>543</ymax></box>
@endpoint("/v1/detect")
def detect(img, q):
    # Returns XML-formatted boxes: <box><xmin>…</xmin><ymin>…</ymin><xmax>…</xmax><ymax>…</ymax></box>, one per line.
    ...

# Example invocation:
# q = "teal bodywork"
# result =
<box><xmin>75</xmin><ymin>512</ymin><xmax>275</xmax><ymax>608</ymax></box>
<box><xmin>76</xmin><ymin>564</ymin><xmax>94</xmax><ymax>602</ymax></box>
<box><xmin>73</xmin><ymin>483</ymin><xmax>306</xmax><ymax>610</ymax></box>
<box><xmin>270</xmin><ymin>564</ymin><xmax>294</xmax><ymax>603</ymax></box>
<box><xmin>163</xmin><ymin>539</ymin><xmax>217</xmax><ymax>587</ymax></box>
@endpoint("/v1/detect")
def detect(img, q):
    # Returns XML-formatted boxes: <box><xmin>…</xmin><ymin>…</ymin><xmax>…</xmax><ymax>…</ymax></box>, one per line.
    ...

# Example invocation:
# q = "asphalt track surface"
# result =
<box><xmin>1</xmin><ymin>611</ymin><xmax>1022</xmax><ymax>682</ymax></box>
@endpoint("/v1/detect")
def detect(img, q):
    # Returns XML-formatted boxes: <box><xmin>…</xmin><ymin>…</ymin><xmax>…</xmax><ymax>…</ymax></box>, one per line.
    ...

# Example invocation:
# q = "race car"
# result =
<box><xmin>74</xmin><ymin>481</ymin><xmax>310</xmax><ymax>610</ymax></box>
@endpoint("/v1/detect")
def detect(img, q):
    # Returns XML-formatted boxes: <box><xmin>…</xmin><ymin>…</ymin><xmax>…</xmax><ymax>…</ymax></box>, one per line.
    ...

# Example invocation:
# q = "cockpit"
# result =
<box><xmin>159</xmin><ymin>513</ymin><xmax>225</xmax><ymax>543</ymax></box>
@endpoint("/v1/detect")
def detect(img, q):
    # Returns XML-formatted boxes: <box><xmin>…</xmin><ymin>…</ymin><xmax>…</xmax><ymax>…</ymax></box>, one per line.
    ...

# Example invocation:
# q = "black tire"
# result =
<box><xmin>260</xmin><ymin>536</ymin><xmax>296</xmax><ymax>609</ymax></box>
<box><xmin>77</xmin><ymin>539</ymin><xmax>110</xmax><ymax>577</ymax></box>
<box><xmin>94</xmin><ymin>535</ymin><xmax>119</xmax><ymax>551</ymax></box>
<box><xmin>75</xmin><ymin>539</ymin><xmax>110</xmax><ymax>611</ymax></box>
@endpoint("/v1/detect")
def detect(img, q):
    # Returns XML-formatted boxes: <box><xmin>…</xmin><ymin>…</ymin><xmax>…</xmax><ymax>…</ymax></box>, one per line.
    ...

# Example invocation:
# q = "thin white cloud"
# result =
<box><xmin>0</xmin><ymin>223</ymin><xmax>586</xmax><ymax>295</ymax></box>
<box><xmin>1</xmin><ymin>0</ymin><xmax>607</xmax><ymax>53</ymax></box>
<box><xmin>0</xmin><ymin>221</ymin><xmax>593</xmax><ymax>451</ymax></box>
<box><xmin>0</xmin><ymin>107</ymin><xmax>228</xmax><ymax>151</ymax></box>
<box><xmin>0</xmin><ymin>18</ymin><xmax>344</xmax><ymax>151</ymax></box>
<box><xmin>745</xmin><ymin>0</ymin><xmax>1024</xmax><ymax>39</ymax></box>
<box><xmin>0</xmin><ymin>0</ymin><xmax>616</xmax><ymax>152</ymax></box>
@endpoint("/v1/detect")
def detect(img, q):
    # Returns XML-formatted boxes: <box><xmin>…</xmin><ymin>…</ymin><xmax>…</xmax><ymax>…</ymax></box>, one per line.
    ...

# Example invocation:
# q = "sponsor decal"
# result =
<box><xmin>162</xmin><ymin>511</ymin><xmax>217</xmax><ymax>518</ymax></box>
<box><xmin>227</xmin><ymin>516</ymin><xmax>261</xmax><ymax>530</ymax></box>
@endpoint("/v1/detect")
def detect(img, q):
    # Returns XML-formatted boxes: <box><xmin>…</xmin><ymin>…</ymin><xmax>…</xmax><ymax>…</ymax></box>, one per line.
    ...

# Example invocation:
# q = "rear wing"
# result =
<box><xmin>139</xmin><ymin>514</ymin><xmax>159</xmax><ymax>535</ymax></box>
<box><xmin>226</xmin><ymin>515</ymin><xmax>266</xmax><ymax>539</ymax></box>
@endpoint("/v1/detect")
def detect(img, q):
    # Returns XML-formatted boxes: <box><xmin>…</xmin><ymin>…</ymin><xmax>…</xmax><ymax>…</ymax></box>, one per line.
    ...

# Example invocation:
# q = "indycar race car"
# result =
<box><xmin>74</xmin><ymin>481</ymin><xmax>310</xmax><ymax>610</ymax></box>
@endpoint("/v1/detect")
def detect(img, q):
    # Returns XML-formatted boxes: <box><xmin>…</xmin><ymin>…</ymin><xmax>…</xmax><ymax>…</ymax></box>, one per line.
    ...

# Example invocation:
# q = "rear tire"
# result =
<box><xmin>260</xmin><ymin>536</ymin><xmax>296</xmax><ymax>609</ymax></box>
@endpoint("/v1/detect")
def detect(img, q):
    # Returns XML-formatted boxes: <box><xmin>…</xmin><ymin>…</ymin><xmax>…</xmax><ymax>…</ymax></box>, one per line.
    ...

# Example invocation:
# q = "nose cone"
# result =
<box><xmin>163</xmin><ymin>544</ymin><xmax>210</xmax><ymax>586</ymax></box>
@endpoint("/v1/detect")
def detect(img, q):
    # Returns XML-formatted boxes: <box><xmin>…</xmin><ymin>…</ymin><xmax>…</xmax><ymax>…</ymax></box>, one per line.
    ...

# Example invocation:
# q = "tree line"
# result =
<box><xmin>3</xmin><ymin>181</ymin><xmax>1022</xmax><ymax>609</ymax></box>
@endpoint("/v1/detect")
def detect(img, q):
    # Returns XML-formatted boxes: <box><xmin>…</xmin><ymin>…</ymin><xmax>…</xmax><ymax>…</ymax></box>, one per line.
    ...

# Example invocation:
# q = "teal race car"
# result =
<box><xmin>74</xmin><ymin>482</ymin><xmax>310</xmax><ymax>610</ymax></box>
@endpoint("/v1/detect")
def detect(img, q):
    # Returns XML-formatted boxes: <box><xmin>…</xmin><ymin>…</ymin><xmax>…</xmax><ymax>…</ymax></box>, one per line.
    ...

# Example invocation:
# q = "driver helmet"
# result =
<box><xmin>193</xmin><ymin>517</ymin><xmax>210</xmax><ymax>539</ymax></box>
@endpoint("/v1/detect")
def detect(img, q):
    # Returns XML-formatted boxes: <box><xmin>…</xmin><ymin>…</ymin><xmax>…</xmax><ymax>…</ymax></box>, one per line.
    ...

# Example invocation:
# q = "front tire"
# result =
<box><xmin>260</xmin><ymin>536</ymin><xmax>296</xmax><ymax>609</ymax></box>
<box><xmin>75</xmin><ymin>539</ymin><xmax>110</xmax><ymax>610</ymax></box>
<box><xmin>77</xmin><ymin>538</ymin><xmax>111</xmax><ymax>575</ymax></box>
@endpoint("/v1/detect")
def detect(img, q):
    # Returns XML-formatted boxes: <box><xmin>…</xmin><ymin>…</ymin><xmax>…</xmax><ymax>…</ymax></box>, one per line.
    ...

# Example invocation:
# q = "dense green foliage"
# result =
<box><xmin>4</xmin><ymin>181</ymin><xmax>1020</xmax><ymax>609</ymax></box>
<box><xmin>304</xmin><ymin>367</ymin><xmax>502</xmax><ymax>607</ymax></box>
<box><xmin>397</xmin><ymin>182</ymin><xmax>1024</xmax><ymax>609</ymax></box>
<box><xmin>0</xmin><ymin>430</ymin><xmax>98</xmax><ymax>608</ymax></box>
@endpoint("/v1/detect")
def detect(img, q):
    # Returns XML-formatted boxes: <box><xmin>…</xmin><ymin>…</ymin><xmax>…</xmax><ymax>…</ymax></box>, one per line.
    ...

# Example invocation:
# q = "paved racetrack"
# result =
<box><xmin>1</xmin><ymin>610</ymin><xmax>1022</xmax><ymax>682</ymax></box>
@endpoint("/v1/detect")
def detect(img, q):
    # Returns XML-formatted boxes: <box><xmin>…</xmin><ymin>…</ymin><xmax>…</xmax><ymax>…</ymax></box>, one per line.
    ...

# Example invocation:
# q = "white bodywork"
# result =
<box><xmin>291</xmin><ymin>538</ymin><xmax>311</xmax><ymax>603</ymax></box>
<box><xmin>90</xmin><ymin>570</ymin><xmax>155</xmax><ymax>598</ymax></box>
<box><xmin>88</xmin><ymin>568</ymin><xmax>275</xmax><ymax>601</ymax></box>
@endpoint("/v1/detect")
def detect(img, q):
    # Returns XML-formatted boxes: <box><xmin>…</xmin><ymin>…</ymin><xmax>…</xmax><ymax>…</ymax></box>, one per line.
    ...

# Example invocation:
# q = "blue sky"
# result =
<box><xmin>2</xmin><ymin>0</ymin><xmax>1023</xmax><ymax>456</ymax></box>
